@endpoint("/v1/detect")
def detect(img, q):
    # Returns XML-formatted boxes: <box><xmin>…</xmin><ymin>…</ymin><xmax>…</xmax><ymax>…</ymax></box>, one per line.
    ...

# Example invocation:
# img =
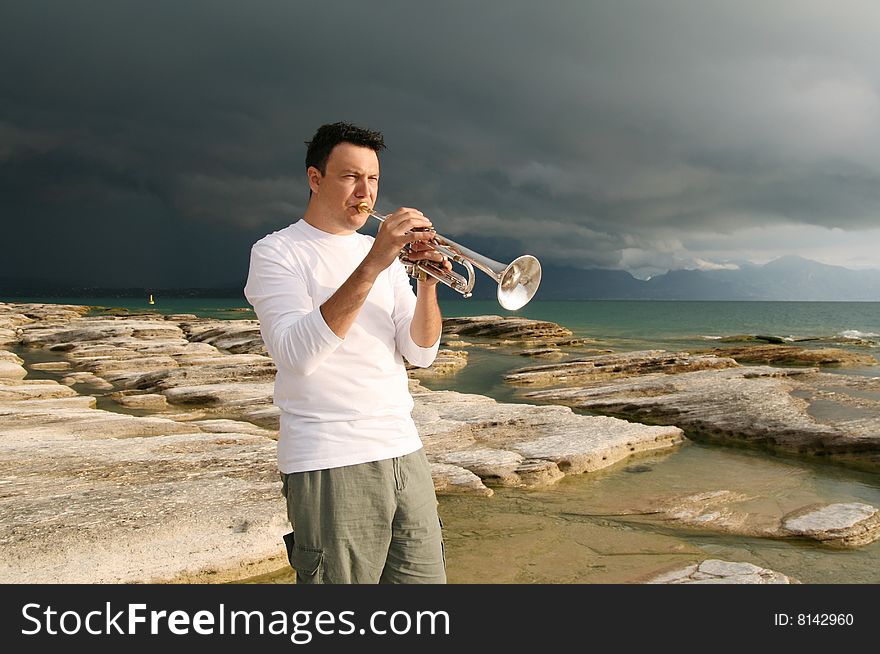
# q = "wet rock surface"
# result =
<box><xmin>407</xmin><ymin>349</ymin><xmax>469</xmax><ymax>376</ymax></box>
<box><xmin>443</xmin><ymin>315</ymin><xmax>573</xmax><ymax>341</ymax></box>
<box><xmin>636</xmin><ymin>491</ymin><xmax>880</xmax><ymax>548</ymax></box>
<box><xmin>518</xmin><ymin>351</ymin><xmax>880</xmax><ymax>469</ymax></box>
<box><xmin>648</xmin><ymin>559</ymin><xmax>797</xmax><ymax>584</ymax></box>
<box><xmin>506</xmin><ymin>350</ymin><xmax>739</xmax><ymax>387</ymax></box>
<box><xmin>699</xmin><ymin>344</ymin><xmax>877</xmax><ymax>367</ymax></box>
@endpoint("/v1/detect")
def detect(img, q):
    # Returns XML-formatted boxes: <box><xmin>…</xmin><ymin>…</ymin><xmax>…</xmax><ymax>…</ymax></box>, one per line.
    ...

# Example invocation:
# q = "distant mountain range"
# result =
<box><xmin>2</xmin><ymin>256</ymin><xmax>879</xmax><ymax>301</ymax></box>
<box><xmin>535</xmin><ymin>256</ymin><xmax>880</xmax><ymax>301</ymax></box>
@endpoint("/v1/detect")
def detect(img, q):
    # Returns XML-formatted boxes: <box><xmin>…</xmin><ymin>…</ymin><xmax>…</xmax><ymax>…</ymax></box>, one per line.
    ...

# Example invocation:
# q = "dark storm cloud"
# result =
<box><xmin>2</xmin><ymin>0</ymin><xmax>879</xmax><ymax>287</ymax></box>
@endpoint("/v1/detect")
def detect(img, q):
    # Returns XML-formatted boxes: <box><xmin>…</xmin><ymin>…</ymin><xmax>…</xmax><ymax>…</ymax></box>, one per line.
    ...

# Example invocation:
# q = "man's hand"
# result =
<box><xmin>405</xmin><ymin>241</ymin><xmax>454</xmax><ymax>287</ymax></box>
<box><xmin>362</xmin><ymin>207</ymin><xmax>438</xmax><ymax>274</ymax></box>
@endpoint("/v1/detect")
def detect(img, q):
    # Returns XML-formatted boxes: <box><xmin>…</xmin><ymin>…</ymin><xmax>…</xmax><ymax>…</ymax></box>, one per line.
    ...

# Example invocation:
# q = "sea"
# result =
<box><xmin>7</xmin><ymin>296</ymin><xmax>880</xmax><ymax>583</ymax></box>
<box><xmin>11</xmin><ymin>295</ymin><xmax>879</xmax><ymax>354</ymax></box>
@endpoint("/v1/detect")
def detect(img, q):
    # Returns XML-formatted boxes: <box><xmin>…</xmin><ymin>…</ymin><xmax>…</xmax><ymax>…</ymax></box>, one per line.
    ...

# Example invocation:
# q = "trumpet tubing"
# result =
<box><xmin>356</xmin><ymin>203</ymin><xmax>541</xmax><ymax>310</ymax></box>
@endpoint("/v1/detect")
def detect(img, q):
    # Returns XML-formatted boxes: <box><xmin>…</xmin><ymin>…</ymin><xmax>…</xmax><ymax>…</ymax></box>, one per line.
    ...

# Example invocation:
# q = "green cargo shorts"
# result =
<box><xmin>280</xmin><ymin>448</ymin><xmax>446</xmax><ymax>584</ymax></box>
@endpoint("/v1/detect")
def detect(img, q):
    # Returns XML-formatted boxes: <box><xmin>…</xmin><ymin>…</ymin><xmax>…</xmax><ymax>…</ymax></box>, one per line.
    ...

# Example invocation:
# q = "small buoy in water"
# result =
<box><xmin>148</xmin><ymin>294</ymin><xmax>155</xmax><ymax>305</ymax></box>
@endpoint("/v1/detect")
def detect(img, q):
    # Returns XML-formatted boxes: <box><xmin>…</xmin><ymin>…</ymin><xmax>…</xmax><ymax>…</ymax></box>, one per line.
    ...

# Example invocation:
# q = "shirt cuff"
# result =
<box><xmin>309</xmin><ymin>305</ymin><xmax>345</xmax><ymax>347</ymax></box>
<box><xmin>403</xmin><ymin>331</ymin><xmax>441</xmax><ymax>368</ymax></box>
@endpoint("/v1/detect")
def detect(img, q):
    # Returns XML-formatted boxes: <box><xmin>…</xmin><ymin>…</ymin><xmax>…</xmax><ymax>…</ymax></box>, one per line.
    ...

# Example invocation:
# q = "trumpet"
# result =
<box><xmin>357</xmin><ymin>203</ymin><xmax>541</xmax><ymax>310</ymax></box>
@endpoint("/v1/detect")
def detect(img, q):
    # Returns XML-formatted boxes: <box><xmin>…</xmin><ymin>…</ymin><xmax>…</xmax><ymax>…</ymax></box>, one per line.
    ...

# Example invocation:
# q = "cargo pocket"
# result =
<box><xmin>291</xmin><ymin>545</ymin><xmax>324</xmax><ymax>585</ymax></box>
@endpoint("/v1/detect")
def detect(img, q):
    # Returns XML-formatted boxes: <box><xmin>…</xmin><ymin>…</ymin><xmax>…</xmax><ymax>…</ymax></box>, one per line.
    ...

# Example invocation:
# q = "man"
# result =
<box><xmin>244</xmin><ymin>122</ymin><xmax>449</xmax><ymax>584</ymax></box>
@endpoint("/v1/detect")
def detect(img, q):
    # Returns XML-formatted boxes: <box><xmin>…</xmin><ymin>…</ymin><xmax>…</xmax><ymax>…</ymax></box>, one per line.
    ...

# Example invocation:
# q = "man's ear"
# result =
<box><xmin>307</xmin><ymin>166</ymin><xmax>323</xmax><ymax>195</ymax></box>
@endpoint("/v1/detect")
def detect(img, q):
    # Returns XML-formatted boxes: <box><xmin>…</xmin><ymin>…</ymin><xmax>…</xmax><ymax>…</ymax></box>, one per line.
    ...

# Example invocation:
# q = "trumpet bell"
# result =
<box><xmin>498</xmin><ymin>255</ymin><xmax>542</xmax><ymax>310</ymax></box>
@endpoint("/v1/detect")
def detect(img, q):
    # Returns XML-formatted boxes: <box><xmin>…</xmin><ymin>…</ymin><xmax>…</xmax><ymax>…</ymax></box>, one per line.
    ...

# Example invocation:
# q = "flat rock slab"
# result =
<box><xmin>21</xmin><ymin>320</ymin><xmax>186</xmax><ymax>347</ymax></box>
<box><xmin>609</xmin><ymin>490</ymin><xmax>880</xmax><ymax>548</ymax></box>
<box><xmin>0</xmin><ymin>359</ymin><xmax>27</xmax><ymax>379</ymax></box>
<box><xmin>523</xmin><ymin>364</ymin><xmax>880</xmax><ymax>469</ymax></box>
<box><xmin>182</xmin><ymin>320</ymin><xmax>266</xmax><ymax>355</ymax></box>
<box><xmin>0</xmin><ymin>378</ymin><xmax>82</xmax><ymax>401</ymax></box>
<box><xmin>781</xmin><ymin>503</ymin><xmax>880</xmax><ymax>547</ymax></box>
<box><xmin>507</xmin><ymin>350</ymin><xmax>739</xmax><ymax>387</ymax></box>
<box><xmin>109</xmin><ymin>391</ymin><xmax>169</xmax><ymax>410</ymax></box>
<box><xmin>0</xmin><ymin>402</ymin><xmax>204</xmax><ymax>442</ymax></box>
<box><xmin>191</xmin><ymin>419</ymin><xmax>279</xmax><ymax>440</ymax></box>
<box><xmin>408</xmin><ymin>349</ymin><xmax>469</xmax><ymax>376</ymax></box>
<box><xmin>411</xmin><ymin>383</ymin><xmax>684</xmax><ymax>492</ymax></box>
<box><xmin>700</xmin><ymin>344</ymin><xmax>876</xmax><ymax>367</ymax></box>
<box><xmin>442</xmin><ymin>315</ymin><xmax>573</xmax><ymax>341</ymax></box>
<box><xmin>429</xmin><ymin>463</ymin><xmax>494</xmax><ymax>497</ymax></box>
<box><xmin>0</xmin><ymin>429</ymin><xmax>287</xmax><ymax>583</ymax></box>
<box><xmin>162</xmin><ymin>382</ymin><xmax>275</xmax><ymax>410</ymax></box>
<box><xmin>123</xmin><ymin>358</ymin><xmax>277</xmax><ymax>392</ymax></box>
<box><xmin>648</xmin><ymin>560</ymin><xmax>797</xmax><ymax>584</ymax></box>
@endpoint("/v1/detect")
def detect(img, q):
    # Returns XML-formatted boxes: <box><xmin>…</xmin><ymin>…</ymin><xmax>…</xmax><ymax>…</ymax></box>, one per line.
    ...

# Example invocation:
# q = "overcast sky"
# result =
<box><xmin>2</xmin><ymin>0</ymin><xmax>879</xmax><ymax>288</ymax></box>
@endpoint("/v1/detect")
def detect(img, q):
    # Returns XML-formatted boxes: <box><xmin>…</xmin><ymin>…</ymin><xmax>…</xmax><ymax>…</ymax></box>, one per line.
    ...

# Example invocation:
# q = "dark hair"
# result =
<box><xmin>304</xmin><ymin>122</ymin><xmax>386</xmax><ymax>175</ymax></box>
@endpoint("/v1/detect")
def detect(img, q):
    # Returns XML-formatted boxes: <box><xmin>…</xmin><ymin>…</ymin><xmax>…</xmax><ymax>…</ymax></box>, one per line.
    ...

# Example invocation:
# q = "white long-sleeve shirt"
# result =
<box><xmin>244</xmin><ymin>219</ymin><xmax>440</xmax><ymax>473</ymax></box>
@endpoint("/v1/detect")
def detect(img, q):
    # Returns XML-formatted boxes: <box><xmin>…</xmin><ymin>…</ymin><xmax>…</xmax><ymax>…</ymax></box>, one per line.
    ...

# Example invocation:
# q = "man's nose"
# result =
<box><xmin>354</xmin><ymin>177</ymin><xmax>372</xmax><ymax>198</ymax></box>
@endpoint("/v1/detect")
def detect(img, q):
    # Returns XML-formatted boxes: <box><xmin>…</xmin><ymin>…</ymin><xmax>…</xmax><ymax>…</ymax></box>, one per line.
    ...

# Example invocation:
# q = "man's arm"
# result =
<box><xmin>409</xmin><ymin>274</ymin><xmax>445</xmax><ymax>347</ymax></box>
<box><xmin>320</xmin><ymin>207</ymin><xmax>438</xmax><ymax>339</ymax></box>
<box><xmin>244</xmin><ymin>242</ymin><xmax>343</xmax><ymax>377</ymax></box>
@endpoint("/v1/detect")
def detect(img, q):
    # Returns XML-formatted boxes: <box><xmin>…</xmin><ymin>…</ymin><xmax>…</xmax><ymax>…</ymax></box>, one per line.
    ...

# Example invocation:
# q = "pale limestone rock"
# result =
<box><xmin>518</xmin><ymin>347</ymin><xmax>567</xmax><ymax>359</ymax></box>
<box><xmin>648</xmin><ymin>560</ymin><xmax>796</xmax><ymax>584</ymax></box>
<box><xmin>437</xmin><ymin>448</ymin><xmax>524</xmax><ymax>483</ymax></box>
<box><xmin>524</xmin><ymin>365</ymin><xmax>880</xmax><ymax>469</ymax></box>
<box><xmin>781</xmin><ymin>503</ymin><xmax>880</xmax><ymax>547</ymax></box>
<box><xmin>430</xmin><ymin>463</ymin><xmax>493</xmax><ymax>496</ymax></box>
<box><xmin>408</xmin><ymin>349</ymin><xmax>468</xmax><ymax>376</ymax></box>
<box><xmin>0</xmin><ymin>379</ymin><xmax>81</xmax><ymax>401</ymax></box>
<box><xmin>241</xmin><ymin>406</ymin><xmax>281</xmax><ymax>430</ymax></box>
<box><xmin>191</xmin><ymin>419</ymin><xmax>278</xmax><ymax>440</ymax></box>
<box><xmin>412</xmin><ymin>386</ymin><xmax>684</xmax><ymax>488</ymax></box>
<box><xmin>701</xmin><ymin>344</ymin><xmax>877</xmax><ymax>367</ymax></box>
<box><xmin>0</xmin><ymin>350</ymin><xmax>23</xmax><ymax>364</ymax></box>
<box><xmin>0</xmin><ymin>360</ymin><xmax>26</xmax><ymax>379</ymax></box>
<box><xmin>442</xmin><ymin>315</ymin><xmax>573</xmax><ymax>341</ymax></box>
<box><xmin>162</xmin><ymin>382</ymin><xmax>274</xmax><ymax>410</ymax></box>
<box><xmin>0</xmin><ymin>430</ymin><xmax>288</xmax><ymax>583</ymax></box>
<box><xmin>0</xmin><ymin>329</ymin><xmax>18</xmax><ymax>346</ymax></box>
<box><xmin>9</xmin><ymin>396</ymin><xmax>97</xmax><ymax>410</ymax></box>
<box><xmin>21</xmin><ymin>320</ymin><xmax>184</xmax><ymax>347</ymax></box>
<box><xmin>632</xmin><ymin>491</ymin><xmax>880</xmax><ymax>548</ymax></box>
<box><xmin>30</xmin><ymin>361</ymin><xmax>71</xmax><ymax>371</ymax></box>
<box><xmin>61</xmin><ymin>372</ymin><xmax>114</xmax><ymax>389</ymax></box>
<box><xmin>507</xmin><ymin>350</ymin><xmax>739</xmax><ymax>387</ymax></box>
<box><xmin>182</xmin><ymin>320</ymin><xmax>265</xmax><ymax>354</ymax></box>
<box><xmin>109</xmin><ymin>392</ymin><xmax>169</xmax><ymax>410</ymax></box>
<box><xmin>0</xmin><ymin>405</ymin><xmax>204</xmax><ymax>442</ymax></box>
<box><xmin>123</xmin><ymin>358</ymin><xmax>276</xmax><ymax>391</ymax></box>
<box><xmin>77</xmin><ymin>355</ymin><xmax>181</xmax><ymax>375</ymax></box>
<box><xmin>513</xmin><ymin>459</ymin><xmax>566</xmax><ymax>486</ymax></box>
<box><xmin>175</xmin><ymin>353</ymin><xmax>269</xmax><ymax>367</ymax></box>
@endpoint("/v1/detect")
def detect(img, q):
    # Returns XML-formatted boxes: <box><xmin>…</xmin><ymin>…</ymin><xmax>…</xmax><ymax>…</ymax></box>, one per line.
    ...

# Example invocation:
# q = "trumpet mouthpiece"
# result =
<box><xmin>356</xmin><ymin>202</ymin><xmax>371</xmax><ymax>213</ymax></box>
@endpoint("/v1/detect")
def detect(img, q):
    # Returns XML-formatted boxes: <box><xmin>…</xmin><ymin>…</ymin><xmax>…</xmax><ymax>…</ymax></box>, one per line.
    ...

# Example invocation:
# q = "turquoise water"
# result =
<box><xmin>8</xmin><ymin>297</ymin><xmax>879</xmax><ymax>348</ymax></box>
<box><xmin>442</xmin><ymin>299</ymin><xmax>880</xmax><ymax>350</ymax></box>
<box><xmin>4</xmin><ymin>296</ymin><xmax>255</xmax><ymax>320</ymax></box>
<box><xmin>433</xmin><ymin>300</ymin><xmax>880</xmax><ymax>399</ymax></box>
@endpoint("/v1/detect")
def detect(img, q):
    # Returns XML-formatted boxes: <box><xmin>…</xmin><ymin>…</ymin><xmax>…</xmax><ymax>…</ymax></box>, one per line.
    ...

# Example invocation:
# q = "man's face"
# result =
<box><xmin>308</xmin><ymin>142</ymin><xmax>380</xmax><ymax>232</ymax></box>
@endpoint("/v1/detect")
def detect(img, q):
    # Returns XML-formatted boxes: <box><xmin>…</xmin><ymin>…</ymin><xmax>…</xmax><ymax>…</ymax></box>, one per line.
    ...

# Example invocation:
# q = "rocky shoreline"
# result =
<box><xmin>2</xmin><ymin>302</ymin><xmax>878</xmax><ymax>584</ymax></box>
